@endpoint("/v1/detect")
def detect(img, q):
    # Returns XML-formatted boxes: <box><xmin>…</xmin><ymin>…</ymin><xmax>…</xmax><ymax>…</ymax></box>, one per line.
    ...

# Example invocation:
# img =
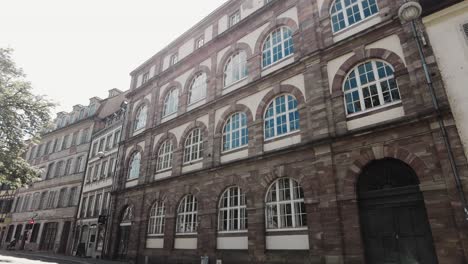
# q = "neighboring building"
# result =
<box><xmin>107</xmin><ymin>0</ymin><xmax>468</xmax><ymax>264</ymax></box>
<box><xmin>73</xmin><ymin>89</ymin><xmax>127</xmax><ymax>258</ymax></box>
<box><xmin>5</xmin><ymin>90</ymin><xmax>120</xmax><ymax>254</ymax></box>
<box><xmin>0</xmin><ymin>184</ymin><xmax>15</xmax><ymax>248</ymax></box>
<box><xmin>423</xmin><ymin>0</ymin><xmax>468</xmax><ymax>157</ymax></box>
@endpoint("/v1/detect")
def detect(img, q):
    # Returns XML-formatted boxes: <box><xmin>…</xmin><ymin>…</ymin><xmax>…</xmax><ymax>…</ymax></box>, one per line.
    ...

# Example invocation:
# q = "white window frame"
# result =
<box><xmin>262</xmin><ymin>26</ymin><xmax>294</xmax><ymax>69</ymax></box>
<box><xmin>223</xmin><ymin>51</ymin><xmax>248</xmax><ymax>88</ymax></box>
<box><xmin>128</xmin><ymin>152</ymin><xmax>141</xmax><ymax>180</ymax></box>
<box><xmin>218</xmin><ymin>186</ymin><xmax>247</xmax><ymax>233</ymax></box>
<box><xmin>264</xmin><ymin>94</ymin><xmax>300</xmax><ymax>140</ymax></box>
<box><xmin>265</xmin><ymin>178</ymin><xmax>307</xmax><ymax>231</ymax></box>
<box><xmin>170</xmin><ymin>53</ymin><xmax>178</xmax><ymax>66</ymax></box>
<box><xmin>343</xmin><ymin>60</ymin><xmax>401</xmax><ymax>117</ymax></box>
<box><xmin>183</xmin><ymin>129</ymin><xmax>203</xmax><ymax>164</ymax></box>
<box><xmin>188</xmin><ymin>73</ymin><xmax>207</xmax><ymax>105</ymax></box>
<box><xmin>148</xmin><ymin>201</ymin><xmax>165</xmax><ymax>236</ymax></box>
<box><xmin>162</xmin><ymin>88</ymin><xmax>179</xmax><ymax>117</ymax></box>
<box><xmin>229</xmin><ymin>10</ymin><xmax>241</xmax><ymax>27</ymax></box>
<box><xmin>156</xmin><ymin>140</ymin><xmax>173</xmax><ymax>172</ymax></box>
<box><xmin>330</xmin><ymin>0</ymin><xmax>380</xmax><ymax>34</ymax></box>
<box><xmin>134</xmin><ymin>105</ymin><xmax>147</xmax><ymax>132</ymax></box>
<box><xmin>176</xmin><ymin>195</ymin><xmax>198</xmax><ymax>234</ymax></box>
<box><xmin>222</xmin><ymin>112</ymin><xmax>248</xmax><ymax>152</ymax></box>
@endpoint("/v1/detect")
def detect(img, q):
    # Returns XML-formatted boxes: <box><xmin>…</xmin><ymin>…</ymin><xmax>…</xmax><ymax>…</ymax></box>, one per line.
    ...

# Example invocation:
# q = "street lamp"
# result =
<box><xmin>398</xmin><ymin>1</ymin><xmax>422</xmax><ymax>22</ymax></box>
<box><xmin>398</xmin><ymin>1</ymin><xmax>468</xmax><ymax>221</ymax></box>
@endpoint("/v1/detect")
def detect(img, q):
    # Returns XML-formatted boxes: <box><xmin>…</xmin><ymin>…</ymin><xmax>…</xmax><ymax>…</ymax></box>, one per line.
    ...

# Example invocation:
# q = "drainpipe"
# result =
<box><xmin>399</xmin><ymin>1</ymin><xmax>468</xmax><ymax>220</ymax></box>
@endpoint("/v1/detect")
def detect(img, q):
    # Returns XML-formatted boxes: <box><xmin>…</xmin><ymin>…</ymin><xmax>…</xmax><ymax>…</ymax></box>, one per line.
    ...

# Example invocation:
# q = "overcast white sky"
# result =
<box><xmin>1</xmin><ymin>0</ymin><xmax>227</xmax><ymax>115</ymax></box>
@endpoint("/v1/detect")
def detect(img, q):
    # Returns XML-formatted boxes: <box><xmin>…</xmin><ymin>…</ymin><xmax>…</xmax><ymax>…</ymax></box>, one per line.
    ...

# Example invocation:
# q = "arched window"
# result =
<box><xmin>218</xmin><ymin>186</ymin><xmax>247</xmax><ymax>232</ymax></box>
<box><xmin>128</xmin><ymin>152</ymin><xmax>141</xmax><ymax>179</ymax></box>
<box><xmin>183</xmin><ymin>129</ymin><xmax>203</xmax><ymax>163</ymax></box>
<box><xmin>224</xmin><ymin>51</ymin><xmax>248</xmax><ymax>87</ymax></box>
<box><xmin>176</xmin><ymin>195</ymin><xmax>198</xmax><ymax>234</ymax></box>
<box><xmin>162</xmin><ymin>89</ymin><xmax>179</xmax><ymax>117</ymax></box>
<box><xmin>264</xmin><ymin>94</ymin><xmax>299</xmax><ymax>140</ymax></box>
<box><xmin>156</xmin><ymin>140</ymin><xmax>173</xmax><ymax>172</ymax></box>
<box><xmin>343</xmin><ymin>60</ymin><xmax>400</xmax><ymax>115</ymax></box>
<box><xmin>188</xmin><ymin>73</ymin><xmax>207</xmax><ymax>104</ymax></box>
<box><xmin>265</xmin><ymin>178</ymin><xmax>306</xmax><ymax>230</ymax></box>
<box><xmin>262</xmin><ymin>27</ymin><xmax>294</xmax><ymax>68</ymax></box>
<box><xmin>330</xmin><ymin>0</ymin><xmax>379</xmax><ymax>33</ymax></box>
<box><xmin>222</xmin><ymin>113</ymin><xmax>248</xmax><ymax>152</ymax></box>
<box><xmin>134</xmin><ymin>105</ymin><xmax>147</xmax><ymax>132</ymax></box>
<box><xmin>148</xmin><ymin>201</ymin><xmax>165</xmax><ymax>235</ymax></box>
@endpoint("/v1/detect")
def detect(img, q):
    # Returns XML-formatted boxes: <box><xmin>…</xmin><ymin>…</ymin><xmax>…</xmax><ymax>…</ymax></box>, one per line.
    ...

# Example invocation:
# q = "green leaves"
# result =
<box><xmin>0</xmin><ymin>48</ymin><xmax>55</xmax><ymax>188</ymax></box>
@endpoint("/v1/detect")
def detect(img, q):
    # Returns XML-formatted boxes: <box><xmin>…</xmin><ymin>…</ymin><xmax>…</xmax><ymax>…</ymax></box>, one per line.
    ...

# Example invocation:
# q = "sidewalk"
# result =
<box><xmin>0</xmin><ymin>249</ymin><xmax>129</xmax><ymax>264</ymax></box>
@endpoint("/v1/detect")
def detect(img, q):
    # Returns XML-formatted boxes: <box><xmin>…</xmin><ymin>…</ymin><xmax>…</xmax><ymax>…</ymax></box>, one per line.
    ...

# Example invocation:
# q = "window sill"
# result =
<box><xmin>221</xmin><ymin>145</ymin><xmax>248</xmax><ymax>155</ymax></box>
<box><xmin>223</xmin><ymin>77</ymin><xmax>248</xmax><ymax>90</ymax></box>
<box><xmin>264</xmin><ymin>130</ymin><xmax>300</xmax><ymax>143</ymax></box>
<box><xmin>332</xmin><ymin>14</ymin><xmax>382</xmax><ymax>43</ymax></box>
<box><xmin>266</xmin><ymin>227</ymin><xmax>308</xmax><ymax>233</ymax></box>
<box><xmin>346</xmin><ymin>101</ymin><xmax>402</xmax><ymax>119</ymax></box>
<box><xmin>147</xmin><ymin>234</ymin><xmax>164</xmax><ymax>238</ymax></box>
<box><xmin>155</xmin><ymin>167</ymin><xmax>172</xmax><ymax>174</ymax></box>
<box><xmin>175</xmin><ymin>233</ymin><xmax>197</xmax><ymax>236</ymax></box>
<box><xmin>261</xmin><ymin>55</ymin><xmax>294</xmax><ymax>77</ymax></box>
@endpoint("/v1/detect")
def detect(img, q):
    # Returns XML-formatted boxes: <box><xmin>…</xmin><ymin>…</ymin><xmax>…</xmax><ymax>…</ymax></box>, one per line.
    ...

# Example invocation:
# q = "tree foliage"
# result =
<box><xmin>0</xmin><ymin>48</ymin><xmax>55</xmax><ymax>188</ymax></box>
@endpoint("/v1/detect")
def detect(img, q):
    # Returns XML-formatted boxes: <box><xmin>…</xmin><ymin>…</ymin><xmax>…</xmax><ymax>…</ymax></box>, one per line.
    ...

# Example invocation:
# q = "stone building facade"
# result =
<box><xmin>103</xmin><ymin>0</ymin><xmax>468</xmax><ymax>263</ymax></box>
<box><xmin>74</xmin><ymin>89</ymin><xmax>127</xmax><ymax>258</ymax></box>
<box><xmin>5</xmin><ymin>90</ymin><xmax>122</xmax><ymax>254</ymax></box>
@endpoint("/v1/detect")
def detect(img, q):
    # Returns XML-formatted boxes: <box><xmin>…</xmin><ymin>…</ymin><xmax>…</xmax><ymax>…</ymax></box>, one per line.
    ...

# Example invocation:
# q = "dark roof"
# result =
<box><xmin>421</xmin><ymin>0</ymin><xmax>463</xmax><ymax>16</ymax></box>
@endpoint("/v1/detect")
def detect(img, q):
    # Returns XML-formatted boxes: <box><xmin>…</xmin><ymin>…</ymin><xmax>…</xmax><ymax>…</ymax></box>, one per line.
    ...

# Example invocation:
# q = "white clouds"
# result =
<box><xmin>0</xmin><ymin>0</ymin><xmax>226</xmax><ymax>113</ymax></box>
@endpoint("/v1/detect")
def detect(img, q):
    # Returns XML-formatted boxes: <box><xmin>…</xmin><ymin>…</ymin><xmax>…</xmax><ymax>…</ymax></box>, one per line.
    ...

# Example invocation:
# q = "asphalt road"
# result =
<box><xmin>0</xmin><ymin>254</ymin><xmax>79</xmax><ymax>264</ymax></box>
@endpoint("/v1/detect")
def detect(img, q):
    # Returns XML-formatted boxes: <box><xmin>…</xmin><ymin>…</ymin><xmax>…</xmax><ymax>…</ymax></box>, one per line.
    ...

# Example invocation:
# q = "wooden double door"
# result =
<box><xmin>358</xmin><ymin>159</ymin><xmax>438</xmax><ymax>264</ymax></box>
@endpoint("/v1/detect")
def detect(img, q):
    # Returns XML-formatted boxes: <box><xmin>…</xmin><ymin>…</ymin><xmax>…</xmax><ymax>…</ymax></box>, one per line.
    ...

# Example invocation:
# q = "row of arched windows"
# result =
<box><xmin>128</xmin><ymin>59</ymin><xmax>400</xmax><ymax>177</ymax></box>
<box><xmin>127</xmin><ymin>92</ymin><xmax>300</xmax><ymax>179</ymax></box>
<box><xmin>146</xmin><ymin>178</ymin><xmax>306</xmax><ymax>236</ymax></box>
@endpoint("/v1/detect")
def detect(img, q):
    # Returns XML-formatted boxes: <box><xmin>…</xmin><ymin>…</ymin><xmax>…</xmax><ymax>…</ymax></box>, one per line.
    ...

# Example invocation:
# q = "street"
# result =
<box><xmin>0</xmin><ymin>251</ymin><xmax>125</xmax><ymax>264</ymax></box>
<box><xmin>0</xmin><ymin>254</ymin><xmax>75</xmax><ymax>264</ymax></box>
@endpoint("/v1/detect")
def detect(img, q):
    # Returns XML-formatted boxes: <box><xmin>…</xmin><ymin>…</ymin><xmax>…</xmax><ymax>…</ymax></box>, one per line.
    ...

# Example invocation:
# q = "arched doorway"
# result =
<box><xmin>358</xmin><ymin>158</ymin><xmax>438</xmax><ymax>264</ymax></box>
<box><xmin>116</xmin><ymin>205</ymin><xmax>133</xmax><ymax>260</ymax></box>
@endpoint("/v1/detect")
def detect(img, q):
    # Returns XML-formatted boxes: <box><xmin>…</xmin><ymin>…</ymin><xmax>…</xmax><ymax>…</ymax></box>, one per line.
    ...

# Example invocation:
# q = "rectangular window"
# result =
<box><xmin>87</xmin><ymin>195</ymin><xmax>94</xmax><ymax>217</ymax></box>
<box><xmin>21</xmin><ymin>195</ymin><xmax>31</xmax><ymax>212</ymax></box>
<box><xmin>81</xmin><ymin>197</ymin><xmax>87</xmax><ymax>218</ymax></box>
<box><xmin>52</xmin><ymin>138</ymin><xmax>58</xmax><ymax>153</ymax></box>
<box><xmin>36</xmin><ymin>144</ymin><xmax>43</xmax><ymax>158</ymax></box>
<box><xmin>94</xmin><ymin>164</ymin><xmax>100</xmax><ymax>181</ymax></box>
<box><xmin>64</xmin><ymin>159</ymin><xmax>73</xmax><ymax>175</ymax></box>
<box><xmin>95</xmin><ymin>193</ymin><xmax>102</xmax><ymax>216</ymax></box>
<box><xmin>98</xmin><ymin>138</ymin><xmax>105</xmax><ymax>152</ymax></box>
<box><xmin>229</xmin><ymin>11</ymin><xmax>241</xmax><ymax>27</ymax></box>
<box><xmin>58</xmin><ymin>188</ymin><xmax>67</xmax><ymax>208</ymax></box>
<box><xmin>92</xmin><ymin>142</ymin><xmax>98</xmax><ymax>157</ymax></box>
<box><xmin>30</xmin><ymin>223</ymin><xmax>41</xmax><ymax>243</ymax></box>
<box><xmin>46</xmin><ymin>163</ymin><xmax>54</xmax><ymax>179</ymax></box>
<box><xmin>102</xmin><ymin>192</ymin><xmax>109</xmax><ymax>215</ymax></box>
<box><xmin>101</xmin><ymin>160</ymin><xmax>108</xmax><ymax>179</ymax></box>
<box><xmin>105</xmin><ymin>135</ymin><xmax>112</xmax><ymax>150</ymax></box>
<box><xmin>44</xmin><ymin>141</ymin><xmax>51</xmax><ymax>155</ymax></box>
<box><xmin>71</xmin><ymin>132</ymin><xmax>78</xmax><ymax>147</ymax></box>
<box><xmin>47</xmin><ymin>191</ymin><xmax>56</xmax><ymax>209</ymax></box>
<box><xmin>61</xmin><ymin>135</ymin><xmax>69</xmax><ymax>150</ymax></box>
<box><xmin>108</xmin><ymin>158</ymin><xmax>115</xmax><ymax>178</ymax></box>
<box><xmin>142</xmin><ymin>72</ymin><xmax>150</xmax><ymax>84</ymax></box>
<box><xmin>68</xmin><ymin>187</ymin><xmax>77</xmax><ymax>207</ymax></box>
<box><xmin>40</xmin><ymin>192</ymin><xmax>48</xmax><ymax>210</ymax></box>
<box><xmin>81</xmin><ymin>128</ymin><xmax>90</xmax><ymax>144</ymax></box>
<box><xmin>195</xmin><ymin>36</ymin><xmax>204</xmax><ymax>49</ymax></box>
<box><xmin>170</xmin><ymin>53</ymin><xmax>178</xmax><ymax>66</ymax></box>
<box><xmin>113</xmin><ymin>130</ymin><xmax>121</xmax><ymax>147</ymax></box>
<box><xmin>75</xmin><ymin>156</ymin><xmax>83</xmax><ymax>173</ymax></box>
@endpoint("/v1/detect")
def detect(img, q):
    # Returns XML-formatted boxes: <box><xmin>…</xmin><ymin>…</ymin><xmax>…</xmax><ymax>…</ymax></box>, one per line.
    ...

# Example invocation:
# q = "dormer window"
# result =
<box><xmin>229</xmin><ymin>11</ymin><xmax>241</xmax><ymax>27</ymax></box>
<box><xmin>88</xmin><ymin>104</ymin><xmax>96</xmax><ymax>116</ymax></box>
<box><xmin>170</xmin><ymin>53</ymin><xmax>178</xmax><ymax>66</ymax></box>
